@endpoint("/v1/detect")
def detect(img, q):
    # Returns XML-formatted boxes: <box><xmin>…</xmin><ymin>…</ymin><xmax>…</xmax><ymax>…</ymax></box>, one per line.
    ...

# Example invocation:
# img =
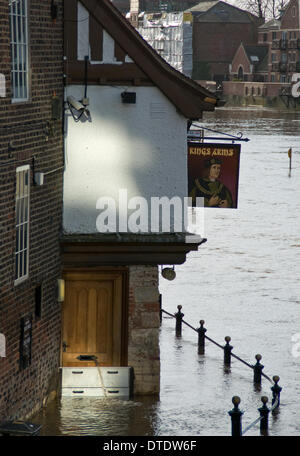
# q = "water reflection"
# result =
<box><xmin>35</xmin><ymin>396</ymin><xmax>159</xmax><ymax>436</ymax></box>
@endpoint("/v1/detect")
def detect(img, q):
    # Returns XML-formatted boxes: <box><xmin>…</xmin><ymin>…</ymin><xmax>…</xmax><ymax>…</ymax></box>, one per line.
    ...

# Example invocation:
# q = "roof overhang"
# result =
<box><xmin>61</xmin><ymin>233</ymin><xmax>207</xmax><ymax>267</ymax></box>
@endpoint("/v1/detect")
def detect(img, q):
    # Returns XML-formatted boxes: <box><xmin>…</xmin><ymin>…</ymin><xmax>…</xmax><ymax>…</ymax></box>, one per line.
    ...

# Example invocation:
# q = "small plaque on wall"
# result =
<box><xmin>0</xmin><ymin>333</ymin><xmax>5</xmax><ymax>357</ymax></box>
<box><xmin>20</xmin><ymin>315</ymin><xmax>32</xmax><ymax>369</ymax></box>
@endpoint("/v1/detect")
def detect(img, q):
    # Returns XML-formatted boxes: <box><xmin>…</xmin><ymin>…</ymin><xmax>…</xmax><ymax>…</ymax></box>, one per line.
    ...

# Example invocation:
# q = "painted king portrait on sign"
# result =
<box><xmin>188</xmin><ymin>143</ymin><xmax>241</xmax><ymax>209</ymax></box>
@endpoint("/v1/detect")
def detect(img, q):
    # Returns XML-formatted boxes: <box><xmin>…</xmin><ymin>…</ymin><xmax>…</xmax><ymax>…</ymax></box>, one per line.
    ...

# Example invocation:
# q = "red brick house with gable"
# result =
<box><xmin>230</xmin><ymin>43</ymin><xmax>268</xmax><ymax>82</ymax></box>
<box><xmin>188</xmin><ymin>1</ymin><xmax>263</xmax><ymax>82</ymax></box>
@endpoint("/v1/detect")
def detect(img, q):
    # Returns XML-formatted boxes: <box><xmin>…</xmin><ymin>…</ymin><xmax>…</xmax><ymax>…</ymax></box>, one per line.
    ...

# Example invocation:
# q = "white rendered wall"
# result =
<box><xmin>63</xmin><ymin>85</ymin><xmax>188</xmax><ymax>234</ymax></box>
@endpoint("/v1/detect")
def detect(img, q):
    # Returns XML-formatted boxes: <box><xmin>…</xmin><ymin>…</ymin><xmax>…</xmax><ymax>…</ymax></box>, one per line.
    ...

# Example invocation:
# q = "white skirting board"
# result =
<box><xmin>60</xmin><ymin>367</ymin><xmax>134</xmax><ymax>398</ymax></box>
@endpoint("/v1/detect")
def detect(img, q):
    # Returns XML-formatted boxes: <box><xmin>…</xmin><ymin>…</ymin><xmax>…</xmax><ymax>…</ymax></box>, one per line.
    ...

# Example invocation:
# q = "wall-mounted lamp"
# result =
<box><xmin>34</xmin><ymin>172</ymin><xmax>44</xmax><ymax>186</ymax></box>
<box><xmin>52</xmin><ymin>94</ymin><xmax>62</xmax><ymax>120</ymax></box>
<box><xmin>161</xmin><ymin>266</ymin><xmax>176</xmax><ymax>281</ymax></box>
<box><xmin>121</xmin><ymin>91</ymin><xmax>136</xmax><ymax>104</ymax></box>
<box><xmin>57</xmin><ymin>279</ymin><xmax>65</xmax><ymax>302</ymax></box>
<box><xmin>67</xmin><ymin>95</ymin><xmax>90</xmax><ymax>122</ymax></box>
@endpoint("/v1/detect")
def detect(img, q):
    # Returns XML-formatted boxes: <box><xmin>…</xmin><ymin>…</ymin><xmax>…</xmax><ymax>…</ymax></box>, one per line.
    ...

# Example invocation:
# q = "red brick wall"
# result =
<box><xmin>231</xmin><ymin>45</ymin><xmax>252</xmax><ymax>76</ymax></box>
<box><xmin>281</xmin><ymin>0</ymin><xmax>299</xmax><ymax>29</ymax></box>
<box><xmin>192</xmin><ymin>22</ymin><xmax>258</xmax><ymax>79</ymax></box>
<box><xmin>0</xmin><ymin>0</ymin><xmax>64</xmax><ymax>421</ymax></box>
<box><xmin>223</xmin><ymin>81</ymin><xmax>290</xmax><ymax>97</ymax></box>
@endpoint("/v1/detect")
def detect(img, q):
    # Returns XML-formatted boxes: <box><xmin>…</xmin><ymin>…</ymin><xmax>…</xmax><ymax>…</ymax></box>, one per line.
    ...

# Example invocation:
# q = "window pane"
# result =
<box><xmin>19</xmin><ymin>251</ymin><xmax>24</xmax><ymax>278</ymax></box>
<box><xmin>20</xmin><ymin>170</ymin><xmax>24</xmax><ymax>196</ymax></box>
<box><xmin>16</xmin><ymin>226</ymin><xmax>20</xmax><ymax>252</ymax></box>
<box><xmin>20</xmin><ymin>223</ymin><xmax>24</xmax><ymax>251</ymax></box>
<box><xmin>21</xmin><ymin>0</ymin><xmax>26</xmax><ymax>16</ymax></box>
<box><xmin>13</xmin><ymin>45</ymin><xmax>17</xmax><ymax>69</ymax></box>
<box><xmin>24</xmin><ymin>169</ymin><xmax>28</xmax><ymax>189</ymax></box>
<box><xmin>12</xmin><ymin>0</ymin><xmax>16</xmax><ymax>17</ymax></box>
<box><xmin>24</xmin><ymin>223</ymin><xmax>28</xmax><ymax>247</ymax></box>
<box><xmin>15</xmin><ymin>166</ymin><xmax>30</xmax><ymax>282</ymax></box>
<box><xmin>24</xmin><ymin>198</ymin><xmax>28</xmax><ymax>222</ymax></box>
<box><xmin>14</xmin><ymin>73</ymin><xmax>19</xmax><ymax>98</ymax></box>
<box><xmin>22</xmin><ymin>17</ymin><xmax>26</xmax><ymax>43</ymax></box>
<box><xmin>12</xmin><ymin>14</ymin><xmax>17</xmax><ymax>43</ymax></box>
<box><xmin>18</xmin><ymin>13</ymin><xmax>22</xmax><ymax>42</ymax></box>
<box><xmin>23</xmin><ymin>249</ymin><xmax>27</xmax><ymax>276</ymax></box>
<box><xmin>10</xmin><ymin>0</ymin><xmax>28</xmax><ymax>100</ymax></box>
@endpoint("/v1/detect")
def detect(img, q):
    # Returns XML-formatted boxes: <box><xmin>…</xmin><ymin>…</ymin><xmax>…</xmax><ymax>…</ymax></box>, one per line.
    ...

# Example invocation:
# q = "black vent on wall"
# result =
<box><xmin>121</xmin><ymin>92</ymin><xmax>136</xmax><ymax>104</ymax></box>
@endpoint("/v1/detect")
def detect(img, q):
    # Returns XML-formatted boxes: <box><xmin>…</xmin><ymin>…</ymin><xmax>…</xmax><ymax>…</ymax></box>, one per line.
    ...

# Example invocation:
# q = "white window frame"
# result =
<box><xmin>15</xmin><ymin>165</ymin><xmax>30</xmax><ymax>285</ymax></box>
<box><xmin>9</xmin><ymin>0</ymin><xmax>29</xmax><ymax>102</ymax></box>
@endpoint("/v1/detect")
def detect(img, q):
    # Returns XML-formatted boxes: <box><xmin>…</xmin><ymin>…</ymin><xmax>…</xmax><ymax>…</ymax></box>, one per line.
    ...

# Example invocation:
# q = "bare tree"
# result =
<box><xmin>231</xmin><ymin>0</ymin><xmax>290</xmax><ymax>19</ymax></box>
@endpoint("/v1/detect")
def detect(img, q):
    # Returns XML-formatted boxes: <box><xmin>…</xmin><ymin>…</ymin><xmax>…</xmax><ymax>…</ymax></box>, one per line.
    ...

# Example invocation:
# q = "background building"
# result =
<box><xmin>137</xmin><ymin>11</ymin><xmax>193</xmax><ymax>77</ymax></box>
<box><xmin>188</xmin><ymin>1</ymin><xmax>263</xmax><ymax>82</ymax></box>
<box><xmin>135</xmin><ymin>1</ymin><xmax>263</xmax><ymax>84</ymax></box>
<box><xmin>258</xmin><ymin>0</ymin><xmax>300</xmax><ymax>84</ymax></box>
<box><xmin>223</xmin><ymin>0</ymin><xmax>300</xmax><ymax>106</ymax></box>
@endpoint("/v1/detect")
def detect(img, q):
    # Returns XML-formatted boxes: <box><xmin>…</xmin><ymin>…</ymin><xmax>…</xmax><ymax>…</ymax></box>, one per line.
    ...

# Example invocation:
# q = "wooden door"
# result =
<box><xmin>62</xmin><ymin>272</ymin><xmax>123</xmax><ymax>367</ymax></box>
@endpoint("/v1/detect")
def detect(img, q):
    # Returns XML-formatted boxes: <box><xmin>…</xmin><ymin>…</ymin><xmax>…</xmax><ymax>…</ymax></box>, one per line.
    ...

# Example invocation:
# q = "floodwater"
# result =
<box><xmin>31</xmin><ymin>108</ymin><xmax>300</xmax><ymax>436</ymax></box>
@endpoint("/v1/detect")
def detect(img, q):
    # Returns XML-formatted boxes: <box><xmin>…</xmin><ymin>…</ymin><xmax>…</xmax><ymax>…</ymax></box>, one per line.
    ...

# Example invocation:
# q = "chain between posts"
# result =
<box><xmin>161</xmin><ymin>307</ymin><xmax>273</xmax><ymax>384</ymax></box>
<box><xmin>241</xmin><ymin>394</ymin><xmax>280</xmax><ymax>436</ymax></box>
<box><xmin>161</xmin><ymin>306</ymin><xmax>282</xmax><ymax>436</ymax></box>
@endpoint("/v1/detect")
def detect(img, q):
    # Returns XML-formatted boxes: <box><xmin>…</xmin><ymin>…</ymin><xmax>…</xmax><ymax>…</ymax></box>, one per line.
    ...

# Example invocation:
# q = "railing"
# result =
<box><xmin>271</xmin><ymin>40</ymin><xmax>280</xmax><ymax>50</ymax></box>
<box><xmin>161</xmin><ymin>305</ymin><xmax>282</xmax><ymax>436</ymax></box>
<box><xmin>288</xmin><ymin>40</ymin><xmax>297</xmax><ymax>49</ymax></box>
<box><xmin>229</xmin><ymin>386</ymin><xmax>281</xmax><ymax>436</ymax></box>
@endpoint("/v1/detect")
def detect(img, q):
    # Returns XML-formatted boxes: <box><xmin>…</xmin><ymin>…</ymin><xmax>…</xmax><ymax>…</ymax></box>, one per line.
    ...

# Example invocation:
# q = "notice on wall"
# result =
<box><xmin>0</xmin><ymin>333</ymin><xmax>6</xmax><ymax>357</ymax></box>
<box><xmin>188</xmin><ymin>142</ymin><xmax>241</xmax><ymax>208</ymax></box>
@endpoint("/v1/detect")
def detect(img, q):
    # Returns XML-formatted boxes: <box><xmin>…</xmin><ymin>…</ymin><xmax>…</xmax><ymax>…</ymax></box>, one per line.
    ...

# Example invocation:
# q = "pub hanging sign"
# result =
<box><xmin>188</xmin><ymin>142</ymin><xmax>241</xmax><ymax>209</ymax></box>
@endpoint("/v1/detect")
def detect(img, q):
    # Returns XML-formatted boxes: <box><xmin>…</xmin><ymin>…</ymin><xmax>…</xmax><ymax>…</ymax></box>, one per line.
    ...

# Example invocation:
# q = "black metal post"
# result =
<box><xmin>228</xmin><ymin>396</ymin><xmax>243</xmax><ymax>436</ymax></box>
<box><xmin>224</xmin><ymin>336</ymin><xmax>233</xmax><ymax>365</ymax></box>
<box><xmin>258</xmin><ymin>396</ymin><xmax>270</xmax><ymax>433</ymax></box>
<box><xmin>197</xmin><ymin>320</ymin><xmax>206</xmax><ymax>354</ymax></box>
<box><xmin>175</xmin><ymin>305</ymin><xmax>184</xmax><ymax>337</ymax></box>
<box><xmin>253</xmin><ymin>354</ymin><xmax>264</xmax><ymax>384</ymax></box>
<box><xmin>271</xmin><ymin>376</ymin><xmax>282</xmax><ymax>408</ymax></box>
